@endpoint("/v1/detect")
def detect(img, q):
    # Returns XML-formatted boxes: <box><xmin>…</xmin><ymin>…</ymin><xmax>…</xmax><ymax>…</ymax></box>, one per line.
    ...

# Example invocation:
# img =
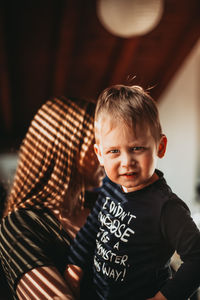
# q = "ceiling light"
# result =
<box><xmin>97</xmin><ymin>0</ymin><xmax>164</xmax><ymax>38</ymax></box>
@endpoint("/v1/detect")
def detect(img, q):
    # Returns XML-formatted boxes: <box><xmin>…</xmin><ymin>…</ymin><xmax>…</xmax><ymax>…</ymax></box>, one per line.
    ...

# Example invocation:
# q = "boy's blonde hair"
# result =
<box><xmin>95</xmin><ymin>84</ymin><xmax>162</xmax><ymax>143</ymax></box>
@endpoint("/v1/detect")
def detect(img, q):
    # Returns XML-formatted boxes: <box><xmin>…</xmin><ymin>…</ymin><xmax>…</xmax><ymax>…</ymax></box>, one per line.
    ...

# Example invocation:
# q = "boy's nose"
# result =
<box><xmin>121</xmin><ymin>153</ymin><xmax>133</xmax><ymax>167</ymax></box>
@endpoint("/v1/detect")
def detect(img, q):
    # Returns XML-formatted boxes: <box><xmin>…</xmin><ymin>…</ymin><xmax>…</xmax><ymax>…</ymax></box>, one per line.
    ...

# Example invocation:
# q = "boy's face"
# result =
<box><xmin>94</xmin><ymin>117</ymin><xmax>167</xmax><ymax>193</ymax></box>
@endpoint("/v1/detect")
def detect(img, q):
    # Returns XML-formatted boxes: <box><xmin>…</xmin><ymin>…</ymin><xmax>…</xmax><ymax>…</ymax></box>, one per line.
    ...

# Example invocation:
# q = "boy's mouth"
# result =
<box><xmin>121</xmin><ymin>172</ymin><xmax>137</xmax><ymax>177</ymax></box>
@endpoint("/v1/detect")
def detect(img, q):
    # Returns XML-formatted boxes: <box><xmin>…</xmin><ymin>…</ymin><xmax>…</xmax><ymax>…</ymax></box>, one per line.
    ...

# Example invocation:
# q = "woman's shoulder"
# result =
<box><xmin>0</xmin><ymin>204</ymin><xmax>72</xmax><ymax>256</ymax></box>
<box><xmin>1</xmin><ymin>204</ymin><xmax>60</xmax><ymax>237</ymax></box>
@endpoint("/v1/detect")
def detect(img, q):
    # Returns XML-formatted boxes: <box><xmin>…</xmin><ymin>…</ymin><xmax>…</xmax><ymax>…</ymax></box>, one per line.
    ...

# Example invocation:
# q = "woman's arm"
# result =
<box><xmin>16</xmin><ymin>266</ymin><xmax>75</xmax><ymax>300</ymax></box>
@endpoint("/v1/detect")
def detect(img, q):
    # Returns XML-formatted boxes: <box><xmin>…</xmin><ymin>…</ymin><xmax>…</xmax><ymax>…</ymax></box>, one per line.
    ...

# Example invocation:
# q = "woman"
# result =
<box><xmin>0</xmin><ymin>96</ymin><xmax>103</xmax><ymax>299</ymax></box>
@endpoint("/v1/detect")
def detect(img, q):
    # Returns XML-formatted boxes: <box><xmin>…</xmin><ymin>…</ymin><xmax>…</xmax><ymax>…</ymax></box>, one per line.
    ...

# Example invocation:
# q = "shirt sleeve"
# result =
<box><xmin>160</xmin><ymin>198</ymin><xmax>200</xmax><ymax>300</ymax></box>
<box><xmin>68</xmin><ymin>197</ymin><xmax>101</xmax><ymax>269</ymax></box>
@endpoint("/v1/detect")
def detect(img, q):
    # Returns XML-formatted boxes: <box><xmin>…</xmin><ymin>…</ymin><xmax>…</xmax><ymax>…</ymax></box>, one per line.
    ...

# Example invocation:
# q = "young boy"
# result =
<box><xmin>67</xmin><ymin>85</ymin><xmax>200</xmax><ymax>299</ymax></box>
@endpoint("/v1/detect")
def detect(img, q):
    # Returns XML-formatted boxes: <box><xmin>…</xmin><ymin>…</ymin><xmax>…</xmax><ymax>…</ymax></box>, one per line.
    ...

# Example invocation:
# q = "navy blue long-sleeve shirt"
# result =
<box><xmin>69</xmin><ymin>170</ymin><xmax>200</xmax><ymax>299</ymax></box>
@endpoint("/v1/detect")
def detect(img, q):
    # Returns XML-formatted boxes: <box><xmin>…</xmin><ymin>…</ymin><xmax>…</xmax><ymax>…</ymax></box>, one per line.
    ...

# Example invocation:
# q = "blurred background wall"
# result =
<box><xmin>158</xmin><ymin>40</ymin><xmax>200</xmax><ymax>221</ymax></box>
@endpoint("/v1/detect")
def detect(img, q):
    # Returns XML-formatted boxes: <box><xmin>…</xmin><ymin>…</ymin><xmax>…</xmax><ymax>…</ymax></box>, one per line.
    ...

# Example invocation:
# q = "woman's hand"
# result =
<box><xmin>147</xmin><ymin>291</ymin><xmax>167</xmax><ymax>300</ymax></box>
<box><xmin>64</xmin><ymin>264</ymin><xmax>83</xmax><ymax>299</ymax></box>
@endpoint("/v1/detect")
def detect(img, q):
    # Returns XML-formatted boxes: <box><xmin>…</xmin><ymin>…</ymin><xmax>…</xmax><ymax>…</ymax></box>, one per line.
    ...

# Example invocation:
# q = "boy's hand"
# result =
<box><xmin>64</xmin><ymin>264</ymin><xmax>83</xmax><ymax>299</ymax></box>
<box><xmin>147</xmin><ymin>291</ymin><xmax>167</xmax><ymax>300</ymax></box>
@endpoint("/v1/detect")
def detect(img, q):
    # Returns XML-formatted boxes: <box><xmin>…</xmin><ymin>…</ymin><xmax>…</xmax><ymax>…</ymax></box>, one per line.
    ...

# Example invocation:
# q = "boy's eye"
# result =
<box><xmin>109</xmin><ymin>149</ymin><xmax>119</xmax><ymax>153</ymax></box>
<box><xmin>131</xmin><ymin>147</ymin><xmax>145</xmax><ymax>152</ymax></box>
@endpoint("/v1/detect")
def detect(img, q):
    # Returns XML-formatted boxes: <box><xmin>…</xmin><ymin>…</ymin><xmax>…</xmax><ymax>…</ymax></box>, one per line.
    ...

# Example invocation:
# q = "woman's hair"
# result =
<box><xmin>95</xmin><ymin>84</ymin><xmax>162</xmax><ymax>142</ymax></box>
<box><xmin>4</xmin><ymin>97</ymin><xmax>96</xmax><ymax>217</ymax></box>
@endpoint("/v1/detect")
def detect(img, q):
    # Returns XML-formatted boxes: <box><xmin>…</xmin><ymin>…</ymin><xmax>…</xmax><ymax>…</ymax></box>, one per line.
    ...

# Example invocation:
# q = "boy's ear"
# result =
<box><xmin>157</xmin><ymin>135</ymin><xmax>167</xmax><ymax>158</ymax></box>
<box><xmin>94</xmin><ymin>144</ymin><xmax>104</xmax><ymax>166</ymax></box>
